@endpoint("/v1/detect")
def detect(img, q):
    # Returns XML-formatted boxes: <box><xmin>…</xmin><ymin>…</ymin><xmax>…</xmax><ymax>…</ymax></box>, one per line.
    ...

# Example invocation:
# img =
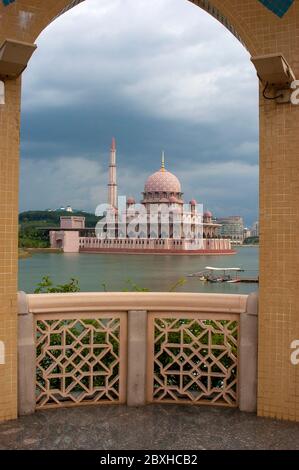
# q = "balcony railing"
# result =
<box><xmin>17</xmin><ymin>292</ymin><xmax>258</xmax><ymax>415</ymax></box>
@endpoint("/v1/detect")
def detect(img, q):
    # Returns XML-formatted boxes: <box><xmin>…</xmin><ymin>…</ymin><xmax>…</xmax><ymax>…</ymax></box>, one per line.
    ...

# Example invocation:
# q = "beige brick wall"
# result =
<box><xmin>0</xmin><ymin>0</ymin><xmax>299</xmax><ymax>422</ymax></box>
<box><xmin>0</xmin><ymin>78</ymin><xmax>21</xmax><ymax>421</ymax></box>
<box><xmin>258</xmin><ymin>93</ymin><xmax>299</xmax><ymax>421</ymax></box>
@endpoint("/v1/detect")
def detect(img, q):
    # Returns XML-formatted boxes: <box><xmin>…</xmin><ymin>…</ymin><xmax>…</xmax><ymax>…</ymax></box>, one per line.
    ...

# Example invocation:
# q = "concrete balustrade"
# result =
<box><xmin>239</xmin><ymin>292</ymin><xmax>258</xmax><ymax>413</ymax></box>
<box><xmin>127</xmin><ymin>311</ymin><xmax>147</xmax><ymax>407</ymax></box>
<box><xmin>18</xmin><ymin>291</ymin><xmax>258</xmax><ymax>416</ymax></box>
<box><xmin>17</xmin><ymin>292</ymin><xmax>36</xmax><ymax>416</ymax></box>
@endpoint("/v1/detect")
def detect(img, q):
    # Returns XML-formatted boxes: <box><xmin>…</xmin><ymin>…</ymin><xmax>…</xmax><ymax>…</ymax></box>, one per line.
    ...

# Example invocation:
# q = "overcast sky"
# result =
<box><xmin>20</xmin><ymin>0</ymin><xmax>259</xmax><ymax>225</ymax></box>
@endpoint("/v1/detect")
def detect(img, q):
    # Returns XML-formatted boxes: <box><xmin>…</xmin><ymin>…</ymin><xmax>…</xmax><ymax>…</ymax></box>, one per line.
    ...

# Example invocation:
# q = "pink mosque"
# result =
<box><xmin>50</xmin><ymin>139</ymin><xmax>234</xmax><ymax>255</ymax></box>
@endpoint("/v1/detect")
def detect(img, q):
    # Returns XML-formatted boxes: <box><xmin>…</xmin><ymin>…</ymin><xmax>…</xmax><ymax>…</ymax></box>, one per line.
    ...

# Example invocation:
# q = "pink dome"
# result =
<box><xmin>127</xmin><ymin>197</ymin><xmax>135</xmax><ymax>205</ymax></box>
<box><xmin>204</xmin><ymin>211</ymin><xmax>212</xmax><ymax>218</ymax></box>
<box><xmin>169</xmin><ymin>196</ymin><xmax>177</xmax><ymax>203</ymax></box>
<box><xmin>190</xmin><ymin>199</ymin><xmax>197</xmax><ymax>206</ymax></box>
<box><xmin>144</xmin><ymin>169</ymin><xmax>181</xmax><ymax>194</ymax></box>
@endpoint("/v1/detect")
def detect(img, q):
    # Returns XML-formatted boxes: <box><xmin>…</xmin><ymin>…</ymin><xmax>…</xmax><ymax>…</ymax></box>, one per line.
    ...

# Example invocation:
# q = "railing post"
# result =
<box><xmin>127</xmin><ymin>310</ymin><xmax>147</xmax><ymax>406</ymax></box>
<box><xmin>239</xmin><ymin>291</ymin><xmax>258</xmax><ymax>412</ymax></box>
<box><xmin>18</xmin><ymin>292</ymin><xmax>36</xmax><ymax>415</ymax></box>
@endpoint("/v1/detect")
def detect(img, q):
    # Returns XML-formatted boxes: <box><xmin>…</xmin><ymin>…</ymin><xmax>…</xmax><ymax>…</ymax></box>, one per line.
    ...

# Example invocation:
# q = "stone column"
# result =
<box><xmin>239</xmin><ymin>292</ymin><xmax>258</xmax><ymax>413</ymax></box>
<box><xmin>127</xmin><ymin>310</ymin><xmax>147</xmax><ymax>406</ymax></box>
<box><xmin>0</xmin><ymin>78</ymin><xmax>21</xmax><ymax>421</ymax></box>
<box><xmin>258</xmin><ymin>85</ymin><xmax>299</xmax><ymax>421</ymax></box>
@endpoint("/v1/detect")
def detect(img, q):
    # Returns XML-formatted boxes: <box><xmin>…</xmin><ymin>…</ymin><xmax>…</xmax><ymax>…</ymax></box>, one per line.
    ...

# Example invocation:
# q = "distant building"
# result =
<box><xmin>251</xmin><ymin>221</ymin><xmax>259</xmax><ymax>237</ymax></box>
<box><xmin>60</xmin><ymin>216</ymin><xmax>85</xmax><ymax>229</ymax></box>
<box><xmin>50</xmin><ymin>217</ymin><xmax>86</xmax><ymax>252</ymax></box>
<box><xmin>53</xmin><ymin>205</ymin><xmax>74</xmax><ymax>212</ymax></box>
<box><xmin>216</xmin><ymin>216</ymin><xmax>245</xmax><ymax>244</ymax></box>
<box><xmin>243</xmin><ymin>227</ymin><xmax>251</xmax><ymax>239</ymax></box>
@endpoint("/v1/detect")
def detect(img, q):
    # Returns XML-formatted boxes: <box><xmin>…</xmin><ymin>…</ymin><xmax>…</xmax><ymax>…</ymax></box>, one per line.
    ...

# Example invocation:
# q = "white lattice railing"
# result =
<box><xmin>35</xmin><ymin>313</ymin><xmax>127</xmax><ymax>409</ymax></box>
<box><xmin>147</xmin><ymin>313</ymin><xmax>239</xmax><ymax>407</ymax></box>
<box><xmin>17</xmin><ymin>292</ymin><xmax>258</xmax><ymax>415</ymax></box>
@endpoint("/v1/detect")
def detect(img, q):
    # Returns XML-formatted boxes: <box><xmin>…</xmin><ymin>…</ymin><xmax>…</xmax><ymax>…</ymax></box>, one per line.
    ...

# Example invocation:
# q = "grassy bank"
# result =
<box><xmin>19</xmin><ymin>248</ymin><xmax>63</xmax><ymax>259</ymax></box>
<box><xmin>26</xmin><ymin>248</ymin><xmax>63</xmax><ymax>254</ymax></box>
<box><xmin>19</xmin><ymin>210</ymin><xmax>100</xmax><ymax>249</ymax></box>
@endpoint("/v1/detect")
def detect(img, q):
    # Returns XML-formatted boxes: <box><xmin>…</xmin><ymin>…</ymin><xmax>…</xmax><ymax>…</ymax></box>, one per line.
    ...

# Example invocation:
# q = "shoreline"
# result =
<box><xmin>238</xmin><ymin>245</ymin><xmax>259</xmax><ymax>248</ymax></box>
<box><xmin>79</xmin><ymin>248</ymin><xmax>237</xmax><ymax>256</ymax></box>
<box><xmin>19</xmin><ymin>247</ymin><xmax>62</xmax><ymax>258</ymax></box>
<box><xmin>26</xmin><ymin>248</ymin><xmax>62</xmax><ymax>254</ymax></box>
<box><xmin>18</xmin><ymin>249</ymin><xmax>31</xmax><ymax>259</ymax></box>
<box><xmin>18</xmin><ymin>245</ymin><xmax>259</xmax><ymax>258</ymax></box>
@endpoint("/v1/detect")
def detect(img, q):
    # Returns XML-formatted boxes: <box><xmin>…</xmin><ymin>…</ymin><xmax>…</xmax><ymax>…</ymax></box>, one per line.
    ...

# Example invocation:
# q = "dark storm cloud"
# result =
<box><xmin>20</xmin><ymin>0</ymin><xmax>259</xmax><ymax>224</ymax></box>
<box><xmin>21</xmin><ymin>100</ymin><xmax>257</xmax><ymax>166</ymax></box>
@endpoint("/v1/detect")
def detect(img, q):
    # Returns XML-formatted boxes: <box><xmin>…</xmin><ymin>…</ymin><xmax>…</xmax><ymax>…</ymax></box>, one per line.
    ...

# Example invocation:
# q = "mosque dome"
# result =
<box><xmin>204</xmin><ymin>211</ymin><xmax>213</xmax><ymax>218</ymax></box>
<box><xmin>144</xmin><ymin>152</ymin><xmax>181</xmax><ymax>194</ymax></box>
<box><xmin>190</xmin><ymin>199</ymin><xmax>197</xmax><ymax>206</ymax></box>
<box><xmin>144</xmin><ymin>169</ymin><xmax>182</xmax><ymax>193</ymax></box>
<box><xmin>142</xmin><ymin>153</ymin><xmax>183</xmax><ymax>204</ymax></box>
<box><xmin>144</xmin><ymin>170</ymin><xmax>181</xmax><ymax>193</ymax></box>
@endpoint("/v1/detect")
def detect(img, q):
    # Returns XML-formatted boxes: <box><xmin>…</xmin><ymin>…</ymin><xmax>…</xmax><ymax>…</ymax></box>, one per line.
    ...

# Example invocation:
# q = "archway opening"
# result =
<box><xmin>19</xmin><ymin>0</ymin><xmax>258</xmax><ymax>294</ymax></box>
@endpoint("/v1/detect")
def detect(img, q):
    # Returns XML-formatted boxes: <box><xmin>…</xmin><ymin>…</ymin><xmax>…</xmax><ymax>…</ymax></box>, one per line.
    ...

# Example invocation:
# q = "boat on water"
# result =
<box><xmin>188</xmin><ymin>266</ymin><xmax>244</xmax><ymax>283</ymax></box>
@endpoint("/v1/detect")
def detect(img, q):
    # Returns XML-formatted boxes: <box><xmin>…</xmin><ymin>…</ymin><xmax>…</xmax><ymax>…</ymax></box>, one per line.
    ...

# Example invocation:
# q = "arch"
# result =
<box><xmin>190</xmin><ymin>1</ymin><xmax>247</xmax><ymax>47</ymax></box>
<box><xmin>55</xmin><ymin>0</ymin><xmax>85</xmax><ymax>19</ymax></box>
<box><xmin>0</xmin><ymin>1</ymin><xmax>254</xmax><ymax>55</ymax></box>
<box><xmin>52</xmin><ymin>1</ymin><xmax>250</xmax><ymax>50</ymax></box>
<box><xmin>1</xmin><ymin>0</ymin><xmax>299</xmax><ymax>425</ymax></box>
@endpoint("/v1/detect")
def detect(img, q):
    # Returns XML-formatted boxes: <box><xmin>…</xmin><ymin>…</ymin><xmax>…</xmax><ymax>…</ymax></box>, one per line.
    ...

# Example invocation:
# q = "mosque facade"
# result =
<box><xmin>50</xmin><ymin>139</ymin><xmax>234</xmax><ymax>255</ymax></box>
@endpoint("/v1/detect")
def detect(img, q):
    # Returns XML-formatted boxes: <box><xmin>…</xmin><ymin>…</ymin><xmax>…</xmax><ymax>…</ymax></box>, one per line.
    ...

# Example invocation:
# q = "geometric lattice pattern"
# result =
<box><xmin>149</xmin><ymin>315</ymin><xmax>239</xmax><ymax>407</ymax></box>
<box><xmin>35</xmin><ymin>314</ymin><xmax>126</xmax><ymax>409</ymax></box>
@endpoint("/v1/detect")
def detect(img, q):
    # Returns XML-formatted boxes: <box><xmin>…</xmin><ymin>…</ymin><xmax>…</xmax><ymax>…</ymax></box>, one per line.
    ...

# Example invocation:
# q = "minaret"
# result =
<box><xmin>108</xmin><ymin>137</ymin><xmax>118</xmax><ymax>209</ymax></box>
<box><xmin>161</xmin><ymin>151</ymin><xmax>165</xmax><ymax>172</ymax></box>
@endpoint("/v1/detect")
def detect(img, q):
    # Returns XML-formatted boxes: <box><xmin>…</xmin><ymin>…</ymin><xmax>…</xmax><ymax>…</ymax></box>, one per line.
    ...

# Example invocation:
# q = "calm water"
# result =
<box><xmin>19</xmin><ymin>247</ymin><xmax>259</xmax><ymax>294</ymax></box>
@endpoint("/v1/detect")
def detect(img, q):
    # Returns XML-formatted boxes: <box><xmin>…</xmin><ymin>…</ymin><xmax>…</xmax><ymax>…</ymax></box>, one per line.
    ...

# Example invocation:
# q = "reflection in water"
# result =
<box><xmin>19</xmin><ymin>247</ymin><xmax>258</xmax><ymax>294</ymax></box>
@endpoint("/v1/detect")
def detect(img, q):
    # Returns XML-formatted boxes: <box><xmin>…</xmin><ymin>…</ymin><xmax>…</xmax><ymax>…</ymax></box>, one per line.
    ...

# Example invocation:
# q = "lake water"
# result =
<box><xmin>19</xmin><ymin>246</ymin><xmax>259</xmax><ymax>294</ymax></box>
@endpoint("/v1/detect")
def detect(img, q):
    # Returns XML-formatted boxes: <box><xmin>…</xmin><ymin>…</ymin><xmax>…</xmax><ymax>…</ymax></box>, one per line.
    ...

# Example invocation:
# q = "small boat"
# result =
<box><xmin>204</xmin><ymin>267</ymin><xmax>243</xmax><ymax>283</ymax></box>
<box><xmin>209</xmin><ymin>277</ymin><xmax>224</xmax><ymax>283</ymax></box>
<box><xmin>187</xmin><ymin>271</ymin><xmax>206</xmax><ymax>278</ymax></box>
<box><xmin>188</xmin><ymin>266</ymin><xmax>249</xmax><ymax>284</ymax></box>
<box><xmin>187</xmin><ymin>266</ymin><xmax>245</xmax><ymax>283</ymax></box>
